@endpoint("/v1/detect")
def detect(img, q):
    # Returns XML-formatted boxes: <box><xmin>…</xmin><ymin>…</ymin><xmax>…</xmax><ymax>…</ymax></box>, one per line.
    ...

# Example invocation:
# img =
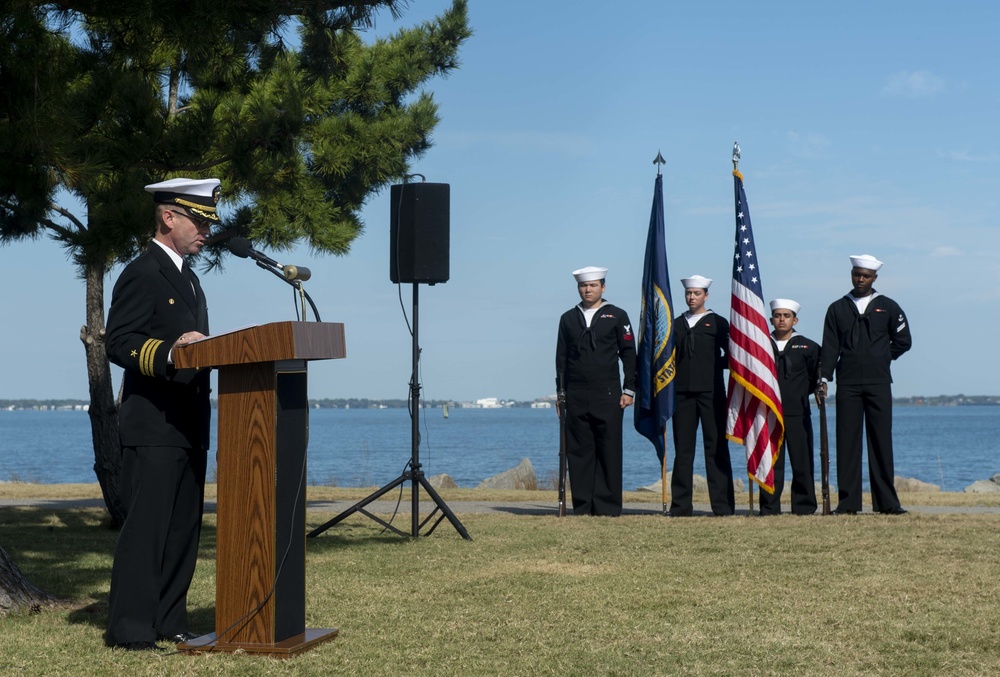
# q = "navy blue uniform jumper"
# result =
<box><xmin>669</xmin><ymin>311</ymin><xmax>735</xmax><ymax>516</ymax></box>
<box><xmin>821</xmin><ymin>292</ymin><xmax>911</xmax><ymax>513</ymax></box>
<box><xmin>759</xmin><ymin>333</ymin><xmax>820</xmax><ymax>516</ymax></box>
<box><xmin>556</xmin><ymin>301</ymin><xmax>636</xmax><ymax>516</ymax></box>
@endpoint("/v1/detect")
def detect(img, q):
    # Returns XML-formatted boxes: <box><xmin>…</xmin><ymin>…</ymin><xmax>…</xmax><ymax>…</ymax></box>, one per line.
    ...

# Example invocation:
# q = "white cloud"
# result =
<box><xmin>786</xmin><ymin>131</ymin><xmax>831</xmax><ymax>159</ymax></box>
<box><xmin>881</xmin><ymin>70</ymin><xmax>945</xmax><ymax>98</ymax></box>
<box><xmin>931</xmin><ymin>245</ymin><xmax>962</xmax><ymax>257</ymax></box>
<box><xmin>939</xmin><ymin>149</ymin><xmax>1000</xmax><ymax>163</ymax></box>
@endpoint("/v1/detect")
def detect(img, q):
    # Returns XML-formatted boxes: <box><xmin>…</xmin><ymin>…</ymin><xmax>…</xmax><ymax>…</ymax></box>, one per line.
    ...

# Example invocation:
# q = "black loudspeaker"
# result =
<box><xmin>390</xmin><ymin>182</ymin><xmax>450</xmax><ymax>284</ymax></box>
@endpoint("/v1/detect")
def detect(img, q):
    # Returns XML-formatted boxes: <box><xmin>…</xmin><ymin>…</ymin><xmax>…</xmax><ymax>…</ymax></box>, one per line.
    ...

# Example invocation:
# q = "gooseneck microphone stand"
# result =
<box><xmin>256</xmin><ymin>261</ymin><xmax>321</xmax><ymax>322</ymax></box>
<box><xmin>308</xmin><ymin>282</ymin><xmax>471</xmax><ymax>540</ymax></box>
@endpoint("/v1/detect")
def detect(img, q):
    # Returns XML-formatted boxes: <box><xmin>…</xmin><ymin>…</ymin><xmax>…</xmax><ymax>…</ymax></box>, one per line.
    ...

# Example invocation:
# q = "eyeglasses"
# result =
<box><xmin>166</xmin><ymin>209</ymin><xmax>212</xmax><ymax>230</ymax></box>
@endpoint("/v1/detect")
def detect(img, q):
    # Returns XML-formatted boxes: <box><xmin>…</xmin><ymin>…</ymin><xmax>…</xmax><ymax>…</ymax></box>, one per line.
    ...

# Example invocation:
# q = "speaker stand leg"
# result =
<box><xmin>308</xmin><ymin>283</ymin><xmax>471</xmax><ymax>541</ymax></box>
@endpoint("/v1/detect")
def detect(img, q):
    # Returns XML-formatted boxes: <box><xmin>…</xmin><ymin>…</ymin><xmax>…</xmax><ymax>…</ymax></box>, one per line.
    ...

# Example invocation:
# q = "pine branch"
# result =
<box><xmin>45</xmin><ymin>201</ymin><xmax>87</xmax><ymax>235</ymax></box>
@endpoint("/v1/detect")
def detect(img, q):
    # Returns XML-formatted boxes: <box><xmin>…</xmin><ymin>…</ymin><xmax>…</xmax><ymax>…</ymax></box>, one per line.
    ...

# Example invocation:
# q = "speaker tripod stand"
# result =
<box><xmin>307</xmin><ymin>283</ymin><xmax>471</xmax><ymax>540</ymax></box>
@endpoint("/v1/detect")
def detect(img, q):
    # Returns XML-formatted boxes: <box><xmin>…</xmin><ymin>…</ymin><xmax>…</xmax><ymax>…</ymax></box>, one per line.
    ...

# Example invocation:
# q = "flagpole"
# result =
<box><xmin>732</xmin><ymin>143</ymin><xmax>754</xmax><ymax>517</ymax></box>
<box><xmin>637</xmin><ymin>149</ymin><xmax>676</xmax><ymax>517</ymax></box>
<box><xmin>661</xmin><ymin>431</ymin><xmax>668</xmax><ymax>513</ymax></box>
<box><xmin>654</xmin><ymin>149</ymin><xmax>669</xmax><ymax>514</ymax></box>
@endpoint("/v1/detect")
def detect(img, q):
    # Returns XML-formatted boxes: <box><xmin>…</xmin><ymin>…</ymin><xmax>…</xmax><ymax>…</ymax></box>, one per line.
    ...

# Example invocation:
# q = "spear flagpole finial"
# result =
<box><xmin>732</xmin><ymin>141</ymin><xmax>741</xmax><ymax>171</ymax></box>
<box><xmin>653</xmin><ymin>150</ymin><xmax>666</xmax><ymax>176</ymax></box>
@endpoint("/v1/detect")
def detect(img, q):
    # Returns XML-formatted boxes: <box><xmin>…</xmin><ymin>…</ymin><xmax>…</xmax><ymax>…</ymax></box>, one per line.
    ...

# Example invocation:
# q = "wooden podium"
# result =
<box><xmin>173</xmin><ymin>321</ymin><xmax>346</xmax><ymax>657</ymax></box>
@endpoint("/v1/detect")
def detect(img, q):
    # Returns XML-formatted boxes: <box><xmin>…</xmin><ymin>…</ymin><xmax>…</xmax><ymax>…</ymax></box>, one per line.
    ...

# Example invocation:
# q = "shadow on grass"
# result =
<box><xmin>0</xmin><ymin>506</ymin><xmax>226</xmax><ymax>632</ymax></box>
<box><xmin>0</xmin><ymin>505</ymin><xmax>424</xmax><ymax>637</ymax></box>
<box><xmin>303</xmin><ymin>517</ymin><xmax>430</xmax><ymax>550</ymax></box>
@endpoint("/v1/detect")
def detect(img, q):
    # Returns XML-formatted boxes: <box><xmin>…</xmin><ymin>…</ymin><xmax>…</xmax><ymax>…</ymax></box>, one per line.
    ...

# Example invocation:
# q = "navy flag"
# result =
<box><xmin>633</xmin><ymin>173</ymin><xmax>677</xmax><ymax>461</ymax></box>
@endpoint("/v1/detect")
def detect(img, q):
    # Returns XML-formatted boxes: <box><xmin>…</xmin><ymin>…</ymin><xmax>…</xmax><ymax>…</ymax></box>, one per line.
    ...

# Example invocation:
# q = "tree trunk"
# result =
<box><xmin>0</xmin><ymin>544</ymin><xmax>58</xmax><ymax>613</ymax></box>
<box><xmin>80</xmin><ymin>259</ymin><xmax>127</xmax><ymax>528</ymax></box>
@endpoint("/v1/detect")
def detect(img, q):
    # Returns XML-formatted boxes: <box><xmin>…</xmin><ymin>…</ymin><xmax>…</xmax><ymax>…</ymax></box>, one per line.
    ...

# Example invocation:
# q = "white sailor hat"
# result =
<box><xmin>849</xmin><ymin>254</ymin><xmax>883</xmax><ymax>271</ymax></box>
<box><xmin>680</xmin><ymin>275</ymin><xmax>712</xmax><ymax>289</ymax></box>
<box><xmin>769</xmin><ymin>298</ymin><xmax>801</xmax><ymax>315</ymax></box>
<box><xmin>572</xmin><ymin>266</ymin><xmax>608</xmax><ymax>282</ymax></box>
<box><xmin>145</xmin><ymin>177</ymin><xmax>222</xmax><ymax>222</ymax></box>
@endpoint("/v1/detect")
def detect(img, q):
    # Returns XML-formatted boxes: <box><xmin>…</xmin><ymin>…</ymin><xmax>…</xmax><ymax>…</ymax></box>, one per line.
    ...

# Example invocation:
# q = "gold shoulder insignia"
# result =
<box><xmin>130</xmin><ymin>349</ymin><xmax>137</xmax><ymax>358</ymax></box>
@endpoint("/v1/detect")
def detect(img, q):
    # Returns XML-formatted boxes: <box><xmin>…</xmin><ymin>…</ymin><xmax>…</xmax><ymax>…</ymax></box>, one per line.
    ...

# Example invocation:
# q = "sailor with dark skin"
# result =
<box><xmin>819</xmin><ymin>254</ymin><xmax>912</xmax><ymax>515</ymax></box>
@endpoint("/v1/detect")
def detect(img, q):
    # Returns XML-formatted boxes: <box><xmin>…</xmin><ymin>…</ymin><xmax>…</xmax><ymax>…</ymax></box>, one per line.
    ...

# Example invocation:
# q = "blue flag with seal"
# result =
<box><xmin>633</xmin><ymin>172</ymin><xmax>677</xmax><ymax>462</ymax></box>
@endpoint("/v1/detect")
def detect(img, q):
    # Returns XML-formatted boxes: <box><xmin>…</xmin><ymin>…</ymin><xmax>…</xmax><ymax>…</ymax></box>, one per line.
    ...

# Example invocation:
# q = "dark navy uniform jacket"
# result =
<box><xmin>674</xmin><ymin>312</ymin><xmax>729</xmax><ymax>392</ymax></box>
<box><xmin>556</xmin><ymin>302</ymin><xmax>636</xmax><ymax>393</ymax></box>
<box><xmin>105</xmin><ymin>243</ymin><xmax>211</xmax><ymax>450</ymax></box>
<box><xmin>821</xmin><ymin>293</ymin><xmax>911</xmax><ymax>385</ymax></box>
<box><xmin>772</xmin><ymin>334</ymin><xmax>820</xmax><ymax>417</ymax></box>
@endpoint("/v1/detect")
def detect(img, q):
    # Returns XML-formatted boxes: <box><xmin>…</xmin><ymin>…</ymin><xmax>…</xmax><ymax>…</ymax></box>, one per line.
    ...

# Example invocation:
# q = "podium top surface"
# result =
<box><xmin>173</xmin><ymin>321</ymin><xmax>346</xmax><ymax>369</ymax></box>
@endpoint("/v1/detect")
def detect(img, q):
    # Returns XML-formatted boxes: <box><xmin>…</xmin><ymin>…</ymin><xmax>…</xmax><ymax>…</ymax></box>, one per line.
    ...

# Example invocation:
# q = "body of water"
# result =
<box><xmin>1</xmin><ymin>406</ymin><xmax>998</xmax><ymax>493</ymax></box>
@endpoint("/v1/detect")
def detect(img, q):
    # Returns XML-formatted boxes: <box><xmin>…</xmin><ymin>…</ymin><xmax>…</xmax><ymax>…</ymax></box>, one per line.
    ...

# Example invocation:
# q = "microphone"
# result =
<box><xmin>282</xmin><ymin>265</ymin><xmax>311</xmax><ymax>282</ymax></box>
<box><xmin>228</xmin><ymin>237</ymin><xmax>311</xmax><ymax>281</ymax></box>
<box><xmin>227</xmin><ymin>236</ymin><xmax>279</xmax><ymax>268</ymax></box>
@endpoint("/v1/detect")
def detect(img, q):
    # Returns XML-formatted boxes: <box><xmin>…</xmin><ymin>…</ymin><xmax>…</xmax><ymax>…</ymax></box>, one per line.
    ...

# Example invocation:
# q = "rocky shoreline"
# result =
<box><xmin>426</xmin><ymin>458</ymin><xmax>1000</xmax><ymax>495</ymax></box>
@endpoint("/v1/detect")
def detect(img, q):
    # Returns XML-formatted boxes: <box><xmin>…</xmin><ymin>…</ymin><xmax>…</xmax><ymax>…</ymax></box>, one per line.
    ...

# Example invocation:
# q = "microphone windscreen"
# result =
<box><xmin>227</xmin><ymin>236</ymin><xmax>252</xmax><ymax>258</ymax></box>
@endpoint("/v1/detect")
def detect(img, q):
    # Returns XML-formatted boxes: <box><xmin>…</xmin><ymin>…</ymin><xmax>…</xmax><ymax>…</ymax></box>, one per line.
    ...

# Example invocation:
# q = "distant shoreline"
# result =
<box><xmin>3</xmin><ymin>395</ymin><xmax>1000</xmax><ymax>411</ymax></box>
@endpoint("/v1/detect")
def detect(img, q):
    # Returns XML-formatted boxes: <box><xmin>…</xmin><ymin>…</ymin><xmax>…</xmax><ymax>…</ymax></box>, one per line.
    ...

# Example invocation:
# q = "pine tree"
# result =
<box><xmin>0</xmin><ymin>0</ymin><xmax>470</xmax><ymax>542</ymax></box>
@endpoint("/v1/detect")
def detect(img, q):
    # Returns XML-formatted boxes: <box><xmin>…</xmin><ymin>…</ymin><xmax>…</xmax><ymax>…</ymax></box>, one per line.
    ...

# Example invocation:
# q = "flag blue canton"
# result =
<box><xmin>733</xmin><ymin>181</ymin><xmax>763</xmax><ymax>296</ymax></box>
<box><xmin>634</xmin><ymin>174</ymin><xmax>677</xmax><ymax>462</ymax></box>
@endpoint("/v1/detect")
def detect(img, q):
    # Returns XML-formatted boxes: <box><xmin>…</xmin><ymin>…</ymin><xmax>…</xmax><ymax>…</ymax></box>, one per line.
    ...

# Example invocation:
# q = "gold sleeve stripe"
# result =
<box><xmin>139</xmin><ymin>339</ymin><xmax>163</xmax><ymax>377</ymax></box>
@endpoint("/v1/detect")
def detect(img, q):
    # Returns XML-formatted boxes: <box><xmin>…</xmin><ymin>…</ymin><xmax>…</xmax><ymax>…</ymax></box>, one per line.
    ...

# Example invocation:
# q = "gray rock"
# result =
<box><xmin>894</xmin><ymin>476</ymin><xmax>940</xmax><ymax>493</ymax></box>
<box><xmin>636</xmin><ymin>473</ymin><xmax>672</xmax><ymax>492</ymax></box>
<box><xmin>427</xmin><ymin>473</ymin><xmax>458</xmax><ymax>489</ymax></box>
<box><xmin>636</xmin><ymin>473</ymin><xmax>744</xmax><ymax>494</ymax></box>
<box><xmin>964</xmin><ymin>479</ymin><xmax>1000</xmax><ymax>493</ymax></box>
<box><xmin>477</xmin><ymin>458</ymin><xmax>537</xmax><ymax>491</ymax></box>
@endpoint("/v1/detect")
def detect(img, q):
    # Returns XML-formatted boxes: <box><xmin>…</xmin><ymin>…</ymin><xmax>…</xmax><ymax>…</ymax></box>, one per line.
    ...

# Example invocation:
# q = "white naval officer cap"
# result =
<box><xmin>572</xmin><ymin>266</ymin><xmax>608</xmax><ymax>282</ymax></box>
<box><xmin>145</xmin><ymin>177</ymin><xmax>222</xmax><ymax>222</ymax></box>
<box><xmin>849</xmin><ymin>254</ymin><xmax>883</xmax><ymax>271</ymax></box>
<box><xmin>769</xmin><ymin>298</ymin><xmax>801</xmax><ymax>315</ymax></box>
<box><xmin>680</xmin><ymin>275</ymin><xmax>712</xmax><ymax>289</ymax></box>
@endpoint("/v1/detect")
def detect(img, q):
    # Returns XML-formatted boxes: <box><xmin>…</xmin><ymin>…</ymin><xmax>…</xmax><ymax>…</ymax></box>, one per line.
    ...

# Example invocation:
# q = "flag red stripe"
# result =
<box><xmin>726</xmin><ymin>173</ymin><xmax>784</xmax><ymax>493</ymax></box>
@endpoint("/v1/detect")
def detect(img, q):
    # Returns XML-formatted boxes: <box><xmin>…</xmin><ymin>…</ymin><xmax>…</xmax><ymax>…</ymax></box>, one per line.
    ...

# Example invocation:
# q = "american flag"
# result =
<box><xmin>725</xmin><ymin>167</ymin><xmax>784</xmax><ymax>493</ymax></box>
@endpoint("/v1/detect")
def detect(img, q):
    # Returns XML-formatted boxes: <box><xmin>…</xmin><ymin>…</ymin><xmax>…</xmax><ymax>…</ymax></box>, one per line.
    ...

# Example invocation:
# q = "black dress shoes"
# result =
<box><xmin>665</xmin><ymin>506</ymin><xmax>693</xmax><ymax>517</ymax></box>
<box><xmin>158</xmin><ymin>631</ymin><xmax>200</xmax><ymax>643</ymax></box>
<box><xmin>832</xmin><ymin>507</ymin><xmax>858</xmax><ymax>515</ymax></box>
<box><xmin>879</xmin><ymin>506</ymin><xmax>908</xmax><ymax>515</ymax></box>
<box><xmin>110</xmin><ymin>641</ymin><xmax>163</xmax><ymax>652</ymax></box>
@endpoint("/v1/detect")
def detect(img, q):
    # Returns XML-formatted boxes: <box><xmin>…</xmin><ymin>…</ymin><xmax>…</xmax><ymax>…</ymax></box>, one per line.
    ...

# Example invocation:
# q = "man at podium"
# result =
<box><xmin>103</xmin><ymin>177</ymin><xmax>220</xmax><ymax>651</ymax></box>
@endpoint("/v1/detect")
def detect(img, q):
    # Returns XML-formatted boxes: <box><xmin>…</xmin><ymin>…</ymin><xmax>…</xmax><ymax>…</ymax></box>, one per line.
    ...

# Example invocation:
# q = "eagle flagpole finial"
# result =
<box><xmin>653</xmin><ymin>150</ymin><xmax>666</xmax><ymax>176</ymax></box>
<box><xmin>732</xmin><ymin>142</ymin><xmax>741</xmax><ymax>170</ymax></box>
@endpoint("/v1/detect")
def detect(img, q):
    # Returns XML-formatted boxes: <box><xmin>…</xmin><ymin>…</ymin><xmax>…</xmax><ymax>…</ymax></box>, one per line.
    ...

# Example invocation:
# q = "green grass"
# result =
<box><xmin>2</xmin><ymin>496</ymin><xmax>1000</xmax><ymax>675</ymax></box>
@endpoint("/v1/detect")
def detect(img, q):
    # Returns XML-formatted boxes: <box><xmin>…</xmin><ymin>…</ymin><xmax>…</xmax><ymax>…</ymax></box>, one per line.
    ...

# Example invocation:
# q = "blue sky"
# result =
<box><xmin>2</xmin><ymin>0</ymin><xmax>998</xmax><ymax>401</ymax></box>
